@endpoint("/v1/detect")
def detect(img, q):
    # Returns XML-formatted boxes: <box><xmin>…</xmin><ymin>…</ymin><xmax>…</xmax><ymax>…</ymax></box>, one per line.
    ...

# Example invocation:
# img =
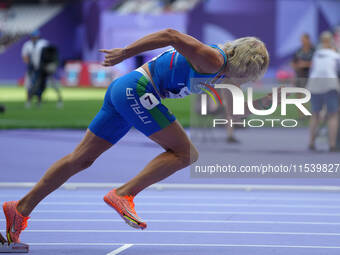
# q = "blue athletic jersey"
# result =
<box><xmin>148</xmin><ymin>44</ymin><xmax>227</xmax><ymax>98</ymax></box>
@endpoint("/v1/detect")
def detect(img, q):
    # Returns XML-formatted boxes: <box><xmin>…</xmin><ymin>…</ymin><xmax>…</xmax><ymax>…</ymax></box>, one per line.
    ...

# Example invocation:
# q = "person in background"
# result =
<box><xmin>221</xmin><ymin>91</ymin><xmax>239</xmax><ymax>143</ymax></box>
<box><xmin>334</xmin><ymin>26</ymin><xmax>340</xmax><ymax>53</ymax></box>
<box><xmin>41</xmin><ymin>45</ymin><xmax>63</xmax><ymax>108</ymax></box>
<box><xmin>226</xmin><ymin>120</ymin><xmax>239</xmax><ymax>143</ymax></box>
<box><xmin>291</xmin><ymin>34</ymin><xmax>315</xmax><ymax>118</ymax></box>
<box><xmin>307</xmin><ymin>31</ymin><xmax>340</xmax><ymax>152</ymax></box>
<box><xmin>0</xmin><ymin>103</ymin><xmax>5</xmax><ymax>113</ymax></box>
<box><xmin>22</xmin><ymin>30</ymin><xmax>48</xmax><ymax>108</ymax></box>
<box><xmin>195</xmin><ymin>91</ymin><xmax>239</xmax><ymax>143</ymax></box>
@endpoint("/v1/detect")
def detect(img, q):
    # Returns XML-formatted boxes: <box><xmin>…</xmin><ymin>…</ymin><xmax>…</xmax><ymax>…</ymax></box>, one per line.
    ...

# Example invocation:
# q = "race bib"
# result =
<box><xmin>139</xmin><ymin>93</ymin><xmax>160</xmax><ymax>110</ymax></box>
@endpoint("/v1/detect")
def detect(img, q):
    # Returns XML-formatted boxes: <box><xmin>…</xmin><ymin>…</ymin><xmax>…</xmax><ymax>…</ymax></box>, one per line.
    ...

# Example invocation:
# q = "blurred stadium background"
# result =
<box><xmin>0</xmin><ymin>0</ymin><xmax>339</xmax><ymax>129</ymax></box>
<box><xmin>0</xmin><ymin>0</ymin><xmax>340</xmax><ymax>182</ymax></box>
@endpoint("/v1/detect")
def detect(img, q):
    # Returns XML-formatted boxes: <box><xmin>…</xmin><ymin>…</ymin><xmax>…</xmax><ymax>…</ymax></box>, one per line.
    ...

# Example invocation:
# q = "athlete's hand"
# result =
<box><xmin>99</xmin><ymin>48</ymin><xmax>126</xmax><ymax>66</ymax></box>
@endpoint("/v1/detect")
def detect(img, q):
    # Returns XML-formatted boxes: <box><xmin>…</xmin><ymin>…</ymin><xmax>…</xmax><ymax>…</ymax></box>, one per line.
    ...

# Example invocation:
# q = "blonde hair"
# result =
<box><xmin>220</xmin><ymin>37</ymin><xmax>269</xmax><ymax>84</ymax></box>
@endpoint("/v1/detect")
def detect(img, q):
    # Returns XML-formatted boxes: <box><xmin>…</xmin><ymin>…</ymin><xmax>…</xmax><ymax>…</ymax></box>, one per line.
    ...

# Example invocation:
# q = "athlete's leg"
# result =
<box><xmin>309</xmin><ymin>113</ymin><xmax>320</xmax><ymax>149</ymax></box>
<box><xmin>309</xmin><ymin>93</ymin><xmax>322</xmax><ymax>149</ymax></box>
<box><xmin>103</xmin><ymin>71</ymin><xmax>197</xmax><ymax>229</ymax></box>
<box><xmin>5</xmin><ymin>129</ymin><xmax>116</xmax><ymax>243</ymax></box>
<box><xmin>25</xmin><ymin>71</ymin><xmax>34</xmax><ymax>108</ymax></box>
<box><xmin>5</xmin><ymin>80</ymin><xmax>131</xmax><ymax>242</ymax></box>
<box><xmin>326</xmin><ymin>90</ymin><xmax>339</xmax><ymax>150</ymax></box>
<box><xmin>16</xmin><ymin>80</ymin><xmax>129</xmax><ymax>217</ymax></box>
<box><xmin>16</xmin><ymin>130</ymin><xmax>112</xmax><ymax>216</ymax></box>
<box><xmin>36</xmin><ymin>71</ymin><xmax>48</xmax><ymax>106</ymax></box>
<box><xmin>327</xmin><ymin>112</ymin><xmax>338</xmax><ymax>149</ymax></box>
<box><xmin>105</xmin><ymin>120</ymin><xmax>197</xmax><ymax>229</ymax></box>
<box><xmin>50</xmin><ymin>76</ymin><xmax>63</xmax><ymax>104</ymax></box>
<box><xmin>116</xmin><ymin>120</ymin><xmax>198</xmax><ymax>197</ymax></box>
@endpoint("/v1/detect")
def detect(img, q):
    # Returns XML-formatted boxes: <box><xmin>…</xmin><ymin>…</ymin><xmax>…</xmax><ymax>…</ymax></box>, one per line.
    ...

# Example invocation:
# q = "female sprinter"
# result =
<box><xmin>3</xmin><ymin>29</ymin><xmax>270</xmax><ymax>242</ymax></box>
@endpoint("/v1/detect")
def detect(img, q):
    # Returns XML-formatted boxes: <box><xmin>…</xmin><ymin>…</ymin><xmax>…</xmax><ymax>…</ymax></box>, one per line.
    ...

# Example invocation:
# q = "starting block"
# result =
<box><xmin>0</xmin><ymin>233</ymin><xmax>29</xmax><ymax>253</ymax></box>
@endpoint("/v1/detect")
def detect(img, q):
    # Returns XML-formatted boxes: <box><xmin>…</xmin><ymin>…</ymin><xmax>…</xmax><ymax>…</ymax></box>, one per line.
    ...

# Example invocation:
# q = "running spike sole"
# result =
<box><xmin>103</xmin><ymin>196</ymin><xmax>146</xmax><ymax>230</ymax></box>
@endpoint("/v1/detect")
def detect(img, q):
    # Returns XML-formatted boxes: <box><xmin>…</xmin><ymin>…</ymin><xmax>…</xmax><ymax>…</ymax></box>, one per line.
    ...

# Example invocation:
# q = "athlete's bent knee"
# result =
<box><xmin>175</xmin><ymin>144</ymin><xmax>199</xmax><ymax>167</ymax></box>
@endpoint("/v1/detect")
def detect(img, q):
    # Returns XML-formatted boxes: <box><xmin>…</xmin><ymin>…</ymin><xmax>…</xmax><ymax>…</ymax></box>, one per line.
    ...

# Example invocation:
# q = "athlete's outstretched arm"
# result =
<box><xmin>100</xmin><ymin>29</ymin><xmax>224</xmax><ymax>73</ymax></box>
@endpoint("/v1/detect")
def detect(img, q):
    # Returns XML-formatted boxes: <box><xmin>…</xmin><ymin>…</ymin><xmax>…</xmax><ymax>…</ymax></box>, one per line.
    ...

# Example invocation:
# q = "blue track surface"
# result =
<box><xmin>1</xmin><ymin>129</ymin><xmax>340</xmax><ymax>185</ymax></box>
<box><xmin>1</xmin><ymin>128</ymin><xmax>340</xmax><ymax>254</ymax></box>
<box><xmin>1</xmin><ymin>188</ymin><xmax>340</xmax><ymax>254</ymax></box>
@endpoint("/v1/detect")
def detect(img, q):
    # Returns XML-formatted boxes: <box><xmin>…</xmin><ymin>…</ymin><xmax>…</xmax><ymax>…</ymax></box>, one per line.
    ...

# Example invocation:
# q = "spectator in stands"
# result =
<box><xmin>307</xmin><ymin>31</ymin><xmax>340</xmax><ymax>152</ymax></box>
<box><xmin>22</xmin><ymin>30</ymin><xmax>49</xmax><ymax>108</ymax></box>
<box><xmin>291</xmin><ymin>34</ymin><xmax>315</xmax><ymax>117</ymax></box>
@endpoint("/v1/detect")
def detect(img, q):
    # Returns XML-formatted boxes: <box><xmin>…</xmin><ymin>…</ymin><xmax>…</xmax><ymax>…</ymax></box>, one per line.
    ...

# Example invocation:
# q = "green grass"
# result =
<box><xmin>0</xmin><ymin>86</ymin><xmax>308</xmax><ymax>129</ymax></box>
<box><xmin>0</xmin><ymin>87</ymin><xmax>191</xmax><ymax>129</ymax></box>
<box><xmin>0</xmin><ymin>87</ymin><xmax>104</xmax><ymax>129</ymax></box>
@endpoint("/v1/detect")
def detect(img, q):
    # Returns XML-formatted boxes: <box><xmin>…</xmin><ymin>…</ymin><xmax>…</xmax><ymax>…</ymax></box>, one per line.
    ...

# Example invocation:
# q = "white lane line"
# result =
<box><xmin>31</xmin><ymin>209</ymin><xmax>340</xmax><ymax>216</ymax></box>
<box><xmin>107</xmin><ymin>244</ymin><xmax>133</xmax><ymax>255</ymax></box>
<box><xmin>3</xmin><ymin>194</ymin><xmax>340</xmax><ymax>203</ymax></box>
<box><xmin>8</xmin><ymin>229</ymin><xmax>340</xmax><ymax>236</ymax></box>
<box><xmin>1</xmin><ymin>182</ymin><xmax>340</xmax><ymax>191</ymax></box>
<box><xmin>38</xmin><ymin>201</ymin><xmax>340</xmax><ymax>209</ymax></box>
<box><xmin>2</xmin><ymin>194</ymin><xmax>340</xmax><ymax>202</ymax></box>
<box><xmin>140</xmin><ymin>195</ymin><xmax>340</xmax><ymax>202</ymax></box>
<box><xmin>1</xmin><ymin>219</ymin><xmax>340</xmax><ymax>225</ymax></box>
<box><xmin>26</xmin><ymin>242</ymin><xmax>340</xmax><ymax>249</ymax></box>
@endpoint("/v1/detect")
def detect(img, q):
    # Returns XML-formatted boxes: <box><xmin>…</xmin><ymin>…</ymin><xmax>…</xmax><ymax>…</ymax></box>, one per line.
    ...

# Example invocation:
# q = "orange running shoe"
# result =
<box><xmin>104</xmin><ymin>189</ymin><xmax>147</xmax><ymax>230</ymax></box>
<box><xmin>3</xmin><ymin>201</ymin><xmax>30</xmax><ymax>243</ymax></box>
